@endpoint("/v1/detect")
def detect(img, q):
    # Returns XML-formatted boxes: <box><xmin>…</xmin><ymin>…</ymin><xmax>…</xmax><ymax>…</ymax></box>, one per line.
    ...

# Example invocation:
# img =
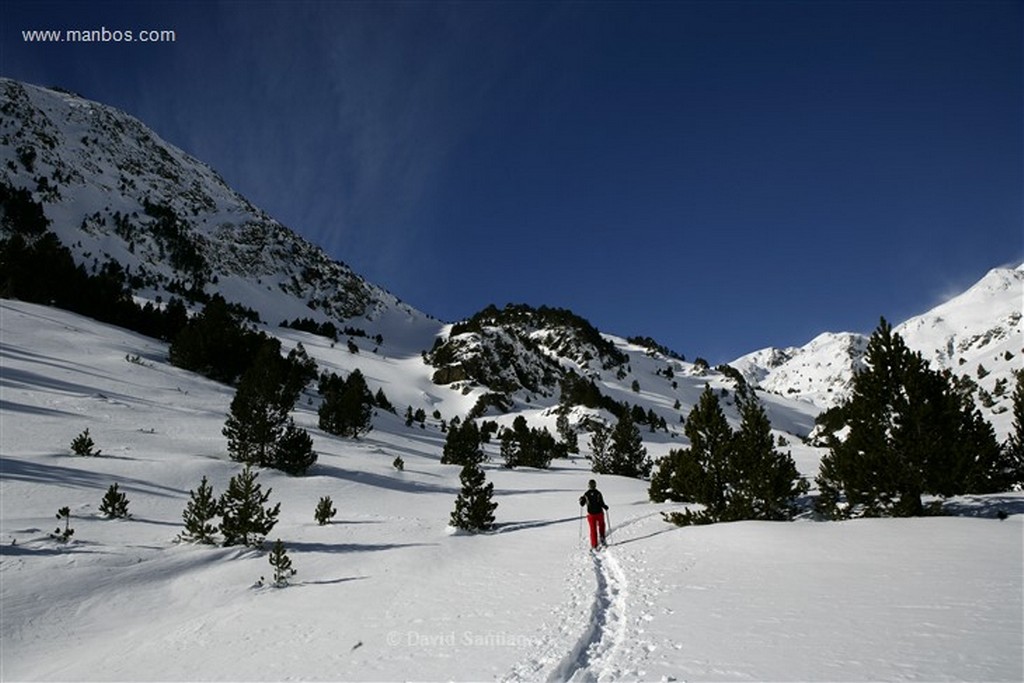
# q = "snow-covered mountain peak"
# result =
<box><xmin>0</xmin><ymin>78</ymin><xmax>435</xmax><ymax>344</ymax></box>
<box><xmin>732</xmin><ymin>263</ymin><xmax>1022</xmax><ymax>435</ymax></box>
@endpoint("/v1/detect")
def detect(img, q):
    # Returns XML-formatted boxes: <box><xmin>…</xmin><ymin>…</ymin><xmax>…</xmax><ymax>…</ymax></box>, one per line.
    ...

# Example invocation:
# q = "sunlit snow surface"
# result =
<box><xmin>2</xmin><ymin>300</ymin><xmax>1021</xmax><ymax>681</ymax></box>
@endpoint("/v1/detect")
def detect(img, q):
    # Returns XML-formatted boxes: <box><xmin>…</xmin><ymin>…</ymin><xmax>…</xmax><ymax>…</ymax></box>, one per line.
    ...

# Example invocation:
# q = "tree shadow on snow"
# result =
<box><xmin>0</xmin><ymin>539</ymin><xmax>114</xmax><ymax>557</ymax></box>
<box><xmin>286</xmin><ymin>540</ymin><xmax>437</xmax><ymax>554</ymax></box>
<box><xmin>301</xmin><ymin>576</ymin><xmax>370</xmax><ymax>587</ymax></box>
<box><xmin>0</xmin><ymin>456</ymin><xmax>186</xmax><ymax>497</ymax></box>
<box><xmin>941</xmin><ymin>494</ymin><xmax>1024</xmax><ymax>519</ymax></box>
<box><xmin>493</xmin><ymin>487</ymin><xmax>576</xmax><ymax>497</ymax></box>
<box><xmin>609</xmin><ymin>525</ymin><xmax>678</xmax><ymax>547</ymax></box>
<box><xmin>493</xmin><ymin>516</ymin><xmax>579</xmax><ymax>534</ymax></box>
<box><xmin>132</xmin><ymin>516</ymin><xmax>182</xmax><ymax>528</ymax></box>
<box><xmin>0</xmin><ymin>398</ymin><xmax>80</xmax><ymax>419</ymax></box>
<box><xmin>314</xmin><ymin>463</ymin><xmax>457</xmax><ymax>496</ymax></box>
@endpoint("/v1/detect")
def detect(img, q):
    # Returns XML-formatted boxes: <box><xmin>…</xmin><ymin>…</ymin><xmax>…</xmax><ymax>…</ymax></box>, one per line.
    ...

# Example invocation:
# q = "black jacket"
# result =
<box><xmin>579</xmin><ymin>489</ymin><xmax>608</xmax><ymax>515</ymax></box>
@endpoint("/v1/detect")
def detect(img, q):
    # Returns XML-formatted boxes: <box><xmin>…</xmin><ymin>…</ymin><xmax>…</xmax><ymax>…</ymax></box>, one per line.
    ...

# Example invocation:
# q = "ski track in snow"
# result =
<box><xmin>504</xmin><ymin>511</ymin><xmax>669</xmax><ymax>683</ymax></box>
<box><xmin>555</xmin><ymin>548</ymin><xmax>629</xmax><ymax>682</ymax></box>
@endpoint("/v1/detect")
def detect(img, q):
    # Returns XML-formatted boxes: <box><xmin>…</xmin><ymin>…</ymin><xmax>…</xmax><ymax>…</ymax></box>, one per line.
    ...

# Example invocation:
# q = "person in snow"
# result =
<box><xmin>579</xmin><ymin>479</ymin><xmax>608</xmax><ymax>549</ymax></box>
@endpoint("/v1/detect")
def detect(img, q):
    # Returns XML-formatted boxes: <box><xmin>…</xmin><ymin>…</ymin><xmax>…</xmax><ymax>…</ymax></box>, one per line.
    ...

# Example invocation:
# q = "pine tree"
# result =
<box><xmin>267</xmin><ymin>539</ymin><xmax>297</xmax><ymax>587</ymax></box>
<box><xmin>318</xmin><ymin>369</ymin><xmax>374</xmax><ymax>438</ymax></box>
<box><xmin>274</xmin><ymin>422</ymin><xmax>317</xmax><ymax>475</ymax></box>
<box><xmin>449</xmin><ymin>464</ymin><xmax>497</xmax><ymax>532</ymax></box>
<box><xmin>99</xmin><ymin>483</ymin><xmax>130</xmax><ymax>518</ymax></box>
<box><xmin>180</xmin><ymin>475</ymin><xmax>219</xmax><ymax>543</ymax></box>
<box><xmin>223</xmin><ymin>343</ymin><xmax>295</xmax><ymax>467</ymax></box>
<box><xmin>1003</xmin><ymin>370</ymin><xmax>1024</xmax><ymax>490</ymax></box>
<box><xmin>314</xmin><ymin>496</ymin><xmax>336</xmax><ymax>525</ymax></box>
<box><xmin>816</xmin><ymin>318</ymin><xmax>1007</xmax><ymax>519</ymax></box>
<box><xmin>556</xmin><ymin>412</ymin><xmax>579</xmax><ymax>454</ymax></box>
<box><xmin>441</xmin><ymin>419</ymin><xmax>485</xmax><ymax>466</ymax></box>
<box><xmin>598</xmin><ymin>411</ymin><xmax>651</xmax><ymax>478</ymax></box>
<box><xmin>52</xmin><ymin>506</ymin><xmax>74</xmax><ymax>542</ymax></box>
<box><xmin>374</xmin><ymin>388</ymin><xmax>395</xmax><ymax>413</ymax></box>
<box><xmin>282</xmin><ymin>343</ymin><xmax>318</xmax><ymax>404</ymax></box>
<box><xmin>71</xmin><ymin>428</ymin><xmax>100</xmax><ymax>456</ymax></box>
<box><xmin>168</xmin><ymin>294</ymin><xmax>263</xmax><ymax>384</ymax></box>
<box><xmin>817</xmin><ymin>320</ymin><xmax>926</xmax><ymax>517</ymax></box>
<box><xmin>219</xmin><ymin>465</ymin><xmax>281</xmax><ymax>548</ymax></box>
<box><xmin>499</xmin><ymin>428</ymin><xmax>520</xmax><ymax>469</ymax></box>
<box><xmin>649</xmin><ymin>386</ymin><xmax>732</xmax><ymax>514</ymax></box>
<box><xmin>588</xmin><ymin>423</ymin><xmax>611</xmax><ymax>472</ymax></box>
<box><xmin>728</xmin><ymin>392</ymin><xmax>807</xmax><ymax>521</ymax></box>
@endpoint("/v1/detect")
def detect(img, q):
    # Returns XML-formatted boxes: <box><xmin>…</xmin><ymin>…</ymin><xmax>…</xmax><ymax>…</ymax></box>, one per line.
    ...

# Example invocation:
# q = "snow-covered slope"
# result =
<box><xmin>731</xmin><ymin>332</ymin><xmax>868</xmax><ymax>408</ymax></box>
<box><xmin>0</xmin><ymin>78</ymin><xmax>818</xmax><ymax>444</ymax></box>
<box><xmin>732</xmin><ymin>264</ymin><xmax>1023</xmax><ymax>436</ymax></box>
<box><xmin>0</xmin><ymin>78</ymin><xmax>432</xmax><ymax>335</ymax></box>
<box><xmin>2</xmin><ymin>299</ymin><xmax>1022</xmax><ymax>682</ymax></box>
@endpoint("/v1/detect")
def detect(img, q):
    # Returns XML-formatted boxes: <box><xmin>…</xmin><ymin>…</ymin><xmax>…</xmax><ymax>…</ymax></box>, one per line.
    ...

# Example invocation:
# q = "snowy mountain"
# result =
<box><xmin>1</xmin><ymin>78</ymin><xmax>1023</xmax><ymax>682</ymax></box>
<box><xmin>732</xmin><ymin>264</ymin><xmax>1023</xmax><ymax>436</ymax></box>
<box><xmin>3</xmin><ymin>77</ymin><xmax>1018</xmax><ymax>440</ymax></box>
<box><xmin>0</xmin><ymin>77</ymin><xmax>821</xmax><ymax>444</ymax></box>
<box><xmin>0</xmin><ymin>78</ymin><xmax>432</xmax><ymax>336</ymax></box>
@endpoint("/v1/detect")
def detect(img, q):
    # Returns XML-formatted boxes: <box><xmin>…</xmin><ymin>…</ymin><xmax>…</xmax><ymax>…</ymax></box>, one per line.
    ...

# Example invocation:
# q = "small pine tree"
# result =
<box><xmin>588</xmin><ymin>423</ymin><xmax>611</xmax><ymax>470</ymax></box>
<box><xmin>71</xmin><ymin>428</ymin><xmax>100</xmax><ymax>456</ymax></box>
<box><xmin>180</xmin><ymin>476</ymin><xmax>220</xmax><ymax>543</ymax></box>
<box><xmin>393</xmin><ymin>456</ymin><xmax>405</xmax><ymax>471</ymax></box>
<box><xmin>268</xmin><ymin>539</ymin><xmax>297</xmax><ymax>587</ymax></box>
<box><xmin>449</xmin><ymin>464</ymin><xmax>497</xmax><ymax>532</ymax></box>
<box><xmin>99</xmin><ymin>483</ymin><xmax>130</xmax><ymax>518</ymax></box>
<box><xmin>223</xmin><ymin>344</ymin><xmax>293</xmax><ymax>468</ymax></box>
<box><xmin>219</xmin><ymin>465</ymin><xmax>281</xmax><ymax>548</ymax></box>
<box><xmin>375</xmin><ymin>388</ymin><xmax>395</xmax><ymax>413</ymax></box>
<box><xmin>274</xmin><ymin>422</ymin><xmax>317</xmax><ymax>475</ymax></box>
<box><xmin>314</xmin><ymin>496</ymin><xmax>336</xmax><ymax>525</ymax></box>
<box><xmin>52</xmin><ymin>506</ymin><xmax>74</xmax><ymax>542</ymax></box>
<box><xmin>556</xmin><ymin>412</ymin><xmax>579</xmax><ymax>454</ymax></box>
<box><xmin>595</xmin><ymin>411</ymin><xmax>651</xmax><ymax>478</ymax></box>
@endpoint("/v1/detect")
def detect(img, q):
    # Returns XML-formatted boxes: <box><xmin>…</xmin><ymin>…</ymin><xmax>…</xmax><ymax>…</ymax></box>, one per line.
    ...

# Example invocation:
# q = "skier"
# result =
<box><xmin>578</xmin><ymin>479</ymin><xmax>608</xmax><ymax>549</ymax></box>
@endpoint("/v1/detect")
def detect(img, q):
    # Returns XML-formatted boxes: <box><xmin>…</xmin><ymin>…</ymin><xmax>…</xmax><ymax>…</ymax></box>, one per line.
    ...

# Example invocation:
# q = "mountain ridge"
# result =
<box><xmin>0</xmin><ymin>78</ymin><xmax>433</xmax><ymax>340</ymax></box>
<box><xmin>731</xmin><ymin>263</ymin><xmax>1023</xmax><ymax>435</ymax></box>
<box><xmin>1</xmin><ymin>77</ymin><xmax>1018</xmax><ymax>434</ymax></box>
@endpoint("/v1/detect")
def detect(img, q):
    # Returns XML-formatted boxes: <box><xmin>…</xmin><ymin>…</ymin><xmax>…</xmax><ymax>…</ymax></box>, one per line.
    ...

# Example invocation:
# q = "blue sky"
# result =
<box><xmin>4</xmin><ymin>1</ymin><xmax>1021</xmax><ymax>362</ymax></box>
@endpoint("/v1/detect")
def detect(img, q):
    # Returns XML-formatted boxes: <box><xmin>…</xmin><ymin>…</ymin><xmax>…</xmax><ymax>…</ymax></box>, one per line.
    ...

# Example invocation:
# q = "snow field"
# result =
<box><xmin>2</xmin><ymin>299</ymin><xmax>1022</xmax><ymax>681</ymax></box>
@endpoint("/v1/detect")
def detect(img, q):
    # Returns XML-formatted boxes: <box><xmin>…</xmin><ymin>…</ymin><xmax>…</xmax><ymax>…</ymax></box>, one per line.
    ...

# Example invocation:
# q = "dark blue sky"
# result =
<box><xmin>4</xmin><ymin>1</ymin><xmax>1021</xmax><ymax>362</ymax></box>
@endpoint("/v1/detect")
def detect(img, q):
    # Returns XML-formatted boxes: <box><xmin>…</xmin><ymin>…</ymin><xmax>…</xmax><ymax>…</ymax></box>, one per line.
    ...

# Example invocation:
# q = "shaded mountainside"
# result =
<box><xmin>0</xmin><ymin>78</ymin><xmax>425</xmax><ymax>332</ymax></box>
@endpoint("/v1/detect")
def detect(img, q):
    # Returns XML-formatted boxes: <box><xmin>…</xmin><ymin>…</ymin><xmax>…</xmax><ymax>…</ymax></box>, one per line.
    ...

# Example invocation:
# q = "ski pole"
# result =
<box><xmin>605</xmin><ymin>509</ymin><xmax>611</xmax><ymax>540</ymax></box>
<box><xmin>578</xmin><ymin>505</ymin><xmax>583</xmax><ymax>547</ymax></box>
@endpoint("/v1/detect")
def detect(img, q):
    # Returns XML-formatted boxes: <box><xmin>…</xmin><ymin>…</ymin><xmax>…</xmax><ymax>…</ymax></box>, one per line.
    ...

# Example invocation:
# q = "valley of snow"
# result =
<box><xmin>2</xmin><ymin>299</ymin><xmax>1022</xmax><ymax>682</ymax></box>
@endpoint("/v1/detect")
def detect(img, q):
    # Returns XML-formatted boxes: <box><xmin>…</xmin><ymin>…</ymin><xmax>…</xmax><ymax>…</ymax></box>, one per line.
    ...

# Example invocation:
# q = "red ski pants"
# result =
<box><xmin>587</xmin><ymin>512</ymin><xmax>606</xmax><ymax>548</ymax></box>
